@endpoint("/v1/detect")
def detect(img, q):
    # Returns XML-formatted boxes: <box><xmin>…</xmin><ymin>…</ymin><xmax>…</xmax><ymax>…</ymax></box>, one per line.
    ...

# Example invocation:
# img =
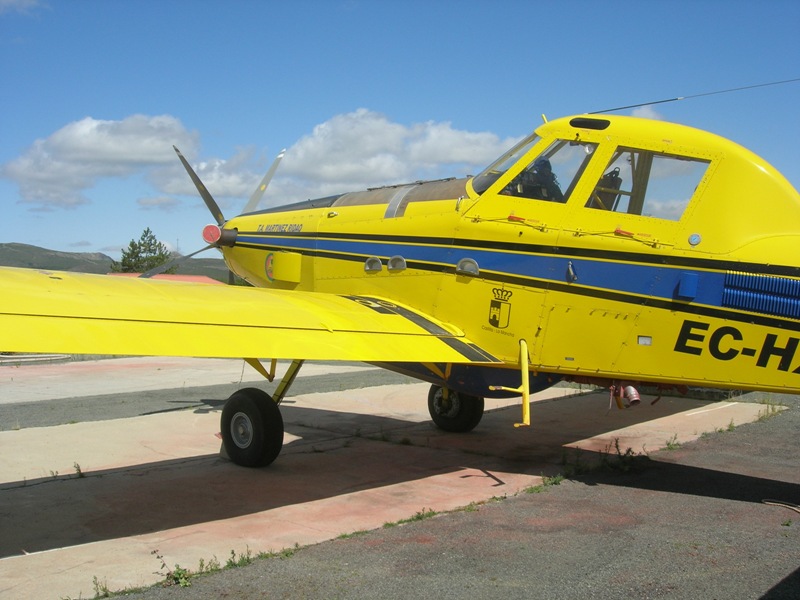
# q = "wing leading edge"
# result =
<box><xmin>0</xmin><ymin>267</ymin><xmax>499</xmax><ymax>364</ymax></box>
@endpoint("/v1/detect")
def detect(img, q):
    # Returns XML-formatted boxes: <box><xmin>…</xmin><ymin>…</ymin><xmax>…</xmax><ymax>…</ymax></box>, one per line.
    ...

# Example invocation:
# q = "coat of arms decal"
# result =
<box><xmin>489</xmin><ymin>288</ymin><xmax>513</xmax><ymax>328</ymax></box>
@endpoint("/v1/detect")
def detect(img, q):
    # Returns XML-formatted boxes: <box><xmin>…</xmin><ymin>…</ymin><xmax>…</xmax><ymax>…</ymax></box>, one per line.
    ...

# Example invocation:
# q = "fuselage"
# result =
<box><xmin>216</xmin><ymin>115</ymin><xmax>800</xmax><ymax>397</ymax></box>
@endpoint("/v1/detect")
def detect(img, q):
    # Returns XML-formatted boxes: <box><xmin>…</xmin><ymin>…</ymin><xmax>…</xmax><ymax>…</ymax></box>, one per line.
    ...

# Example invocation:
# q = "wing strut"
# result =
<box><xmin>273</xmin><ymin>360</ymin><xmax>304</xmax><ymax>405</ymax></box>
<box><xmin>243</xmin><ymin>358</ymin><xmax>304</xmax><ymax>405</ymax></box>
<box><xmin>244</xmin><ymin>357</ymin><xmax>277</xmax><ymax>381</ymax></box>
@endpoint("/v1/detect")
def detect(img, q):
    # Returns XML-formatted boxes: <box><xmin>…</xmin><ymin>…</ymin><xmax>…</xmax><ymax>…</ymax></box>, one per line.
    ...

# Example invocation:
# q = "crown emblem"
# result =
<box><xmin>492</xmin><ymin>288</ymin><xmax>513</xmax><ymax>302</ymax></box>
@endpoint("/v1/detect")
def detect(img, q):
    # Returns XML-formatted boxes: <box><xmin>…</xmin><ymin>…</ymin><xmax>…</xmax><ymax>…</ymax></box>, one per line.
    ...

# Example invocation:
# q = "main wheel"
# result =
<box><xmin>427</xmin><ymin>385</ymin><xmax>484</xmax><ymax>432</ymax></box>
<box><xmin>221</xmin><ymin>388</ymin><xmax>284</xmax><ymax>467</ymax></box>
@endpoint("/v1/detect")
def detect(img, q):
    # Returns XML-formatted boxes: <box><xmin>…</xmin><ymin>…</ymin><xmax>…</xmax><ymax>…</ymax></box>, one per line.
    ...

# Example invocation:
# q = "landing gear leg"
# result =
<box><xmin>221</xmin><ymin>387</ymin><xmax>284</xmax><ymax>467</ymax></box>
<box><xmin>427</xmin><ymin>384</ymin><xmax>484</xmax><ymax>432</ymax></box>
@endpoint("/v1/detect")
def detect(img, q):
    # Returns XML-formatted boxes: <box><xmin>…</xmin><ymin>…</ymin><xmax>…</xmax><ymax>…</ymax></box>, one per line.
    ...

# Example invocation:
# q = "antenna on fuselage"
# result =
<box><xmin>590</xmin><ymin>77</ymin><xmax>800</xmax><ymax>114</ymax></box>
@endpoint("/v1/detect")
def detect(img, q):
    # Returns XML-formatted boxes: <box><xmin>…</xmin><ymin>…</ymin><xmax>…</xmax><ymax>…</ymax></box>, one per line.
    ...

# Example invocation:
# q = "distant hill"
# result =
<box><xmin>0</xmin><ymin>243</ymin><xmax>114</xmax><ymax>273</ymax></box>
<box><xmin>0</xmin><ymin>242</ymin><xmax>231</xmax><ymax>282</ymax></box>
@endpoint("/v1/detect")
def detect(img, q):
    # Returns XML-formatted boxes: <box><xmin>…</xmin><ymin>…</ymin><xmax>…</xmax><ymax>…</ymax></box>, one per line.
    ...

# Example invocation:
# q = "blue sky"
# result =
<box><xmin>2</xmin><ymin>0</ymin><xmax>799</xmax><ymax>259</ymax></box>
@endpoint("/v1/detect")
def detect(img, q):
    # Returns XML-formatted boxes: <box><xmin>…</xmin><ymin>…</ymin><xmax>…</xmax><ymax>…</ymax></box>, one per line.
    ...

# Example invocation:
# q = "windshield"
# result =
<box><xmin>499</xmin><ymin>139</ymin><xmax>598</xmax><ymax>203</ymax></box>
<box><xmin>471</xmin><ymin>134</ymin><xmax>540</xmax><ymax>194</ymax></box>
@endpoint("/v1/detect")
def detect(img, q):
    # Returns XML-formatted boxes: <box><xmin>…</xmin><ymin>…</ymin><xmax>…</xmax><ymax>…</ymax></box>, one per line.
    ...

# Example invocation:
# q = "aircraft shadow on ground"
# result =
<box><xmin>572</xmin><ymin>457</ymin><xmax>800</xmax><ymax>503</ymax></box>
<box><xmin>570</xmin><ymin>454</ymin><xmax>800</xmax><ymax>510</ymax></box>
<box><xmin>761</xmin><ymin>566</ymin><xmax>800</xmax><ymax>600</ymax></box>
<box><xmin>569</xmin><ymin>455</ymin><xmax>800</xmax><ymax>600</ymax></box>
<box><xmin>0</xmin><ymin>392</ymin><xmax>785</xmax><ymax>558</ymax></box>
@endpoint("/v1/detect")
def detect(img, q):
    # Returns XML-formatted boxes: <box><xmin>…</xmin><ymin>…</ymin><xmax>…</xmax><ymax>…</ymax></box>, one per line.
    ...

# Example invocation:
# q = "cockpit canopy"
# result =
<box><xmin>472</xmin><ymin>124</ymin><xmax>712</xmax><ymax>223</ymax></box>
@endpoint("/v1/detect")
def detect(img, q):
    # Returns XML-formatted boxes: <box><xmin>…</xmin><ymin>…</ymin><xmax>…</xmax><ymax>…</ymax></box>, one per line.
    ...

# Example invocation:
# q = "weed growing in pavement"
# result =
<box><xmin>197</xmin><ymin>555</ymin><xmax>221</xmax><ymax>574</ymax></box>
<box><xmin>524</xmin><ymin>474</ymin><xmax>564</xmax><ymax>494</ymax></box>
<box><xmin>152</xmin><ymin>550</ymin><xmax>191</xmax><ymax>588</ymax></box>
<box><xmin>544</xmin><ymin>474</ymin><xmax>565</xmax><ymax>486</ymax></box>
<box><xmin>81</xmin><ymin>545</ymin><xmax>289</xmax><ymax>597</ymax></box>
<box><xmin>757</xmin><ymin>396</ymin><xmax>784</xmax><ymax>421</ymax></box>
<box><xmin>92</xmin><ymin>575</ymin><xmax>110</xmax><ymax>598</ymax></box>
<box><xmin>665</xmin><ymin>433</ymin><xmax>681</xmax><ymax>450</ymax></box>
<box><xmin>62</xmin><ymin>575</ymin><xmax>129</xmax><ymax>599</ymax></box>
<box><xmin>560</xmin><ymin>446</ymin><xmax>588</xmax><ymax>477</ymax></box>
<box><xmin>226</xmin><ymin>547</ymin><xmax>252</xmax><ymax>568</ymax></box>
<box><xmin>287</xmin><ymin>543</ymin><xmax>301</xmax><ymax>557</ymax></box>
<box><xmin>599</xmin><ymin>439</ymin><xmax>644</xmax><ymax>472</ymax></box>
<box><xmin>337</xmin><ymin>529</ymin><xmax>370</xmax><ymax>540</ymax></box>
<box><xmin>73</xmin><ymin>462</ymin><xmax>85</xmax><ymax>478</ymax></box>
<box><xmin>384</xmin><ymin>507</ymin><xmax>438</xmax><ymax>528</ymax></box>
<box><xmin>402</xmin><ymin>507</ymin><xmax>438</xmax><ymax>523</ymax></box>
<box><xmin>265</xmin><ymin>543</ymin><xmax>300</xmax><ymax>560</ymax></box>
<box><xmin>710</xmin><ymin>419</ymin><xmax>738</xmax><ymax>435</ymax></box>
<box><xmin>558</xmin><ymin>439</ymin><xmax>651</xmax><ymax>477</ymax></box>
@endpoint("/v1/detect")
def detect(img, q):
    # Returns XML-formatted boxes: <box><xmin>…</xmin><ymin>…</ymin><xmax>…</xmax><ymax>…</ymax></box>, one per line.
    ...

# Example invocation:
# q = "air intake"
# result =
<box><xmin>722</xmin><ymin>271</ymin><xmax>800</xmax><ymax>319</ymax></box>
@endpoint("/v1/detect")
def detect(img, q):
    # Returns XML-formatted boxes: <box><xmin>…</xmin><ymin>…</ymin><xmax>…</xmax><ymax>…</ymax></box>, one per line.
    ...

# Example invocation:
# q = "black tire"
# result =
<box><xmin>427</xmin><ymin>385</ymin><xmax>484</xmax><ymax>432</ymax></box>
<box><xmin>221</xmin><ymin>388</ymin><xmax>284</xmax><ymax>467</ymax></box>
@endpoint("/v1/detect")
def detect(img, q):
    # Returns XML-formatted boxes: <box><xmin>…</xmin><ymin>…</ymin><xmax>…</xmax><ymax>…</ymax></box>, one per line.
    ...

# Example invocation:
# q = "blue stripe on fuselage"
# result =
<box><xmin>236</xmin><ymin>233</ymin><xmax>727</xmax><ymax>307</ymax></box>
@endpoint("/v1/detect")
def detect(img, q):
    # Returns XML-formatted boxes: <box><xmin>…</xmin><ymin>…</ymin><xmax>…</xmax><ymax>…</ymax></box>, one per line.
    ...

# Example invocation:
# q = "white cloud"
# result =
<box><xmin>270</xmin><ymin>108</ymin><xmax>518</xmax><ymax>206</ymax></box>
<box><xmin>2</xmin><ymin>109</ymin><xmax>519</xmax><ymax>213</ymax></box>
<box><xmin>2</xmin><ymin>114</ymin><xmax>198</xmax><ymax>208</ymax></box>
<box><xmin>137</xmin><ymin>196</ymin><xmax>182</xmax><ymax>211</ymax></box>
<box><xmin>407</xmin><ymin>120</ymin><xmax>509</xmax><ymax>166</ymax></box>
<box><xmin>0</xmin><ymin>0</ymin><xmax>43</xmax><ymax>15</ymax></box>
<box><xmin>284</xmin><ymin>109</ymin><xmax>411</xmax><ymax>184</ymax></box>
<box><xmin>47</xmin><ymin>115</ymin><xmax>192</xmax><ymax>165</ymax></box>
<box><xmin>632</xmin><ymin>105</ymin><xmax>665</xmax><ymax>120</ymax></box>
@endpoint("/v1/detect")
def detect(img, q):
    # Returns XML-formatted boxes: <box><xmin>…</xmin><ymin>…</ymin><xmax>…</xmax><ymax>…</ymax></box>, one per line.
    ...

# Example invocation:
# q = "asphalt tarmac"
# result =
<box><xmin>130</xmin><ymin>395</ymin><xmax>800</xmax><ymax>600</ymax></box>
<box><xmin>1</xmin><ymin>357</ymin><xmax>798</xmax><ymax>599</ymax></box>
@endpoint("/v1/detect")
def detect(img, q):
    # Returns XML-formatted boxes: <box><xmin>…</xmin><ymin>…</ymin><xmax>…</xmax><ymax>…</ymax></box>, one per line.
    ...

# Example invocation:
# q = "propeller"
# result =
<box><xmin>242</xmin><ymin>149</ymin><xmax>285</xmax><ymax>214</ymax></box>
<box><xmin>139</xmin><ymin>146</ymin><xmax>285</xmax><ymax>279</ymax></box>
<box><xmin>173</xmin><ymin>145</ymin><xmax>226</xmax><ymax>226</ymax></box>
<box><xmin>139</xmin><ymin>244</ymin><xmax>215</xmax><ymax>279</ymax></box>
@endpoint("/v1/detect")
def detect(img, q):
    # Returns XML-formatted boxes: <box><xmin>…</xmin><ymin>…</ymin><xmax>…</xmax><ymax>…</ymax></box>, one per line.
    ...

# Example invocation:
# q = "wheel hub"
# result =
<box><xmin>230</xmin><ymin>411</ymin><xmax>254</xmax><ymax>449</ymax></box>
<box><xmin>434</xmin><ymin>391</ymin><xmax>461</xmax><ymax>418</ymax></box>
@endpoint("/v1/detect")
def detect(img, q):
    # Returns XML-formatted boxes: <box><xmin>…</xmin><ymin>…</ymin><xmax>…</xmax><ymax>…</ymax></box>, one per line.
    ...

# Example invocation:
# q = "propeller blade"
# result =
<box><xmin>139</xmin><ymin>244</ymin><xmax>214</xmax><ymax>279</ymax></box>
<box><xmin>173</xmin><ymin>146</ymin><xmax>225</xmax><ymax>226</ymax></box>
<box><xmin>242</xmin><ymin>148</ymin><xmax>286</xmax><ymax>214</ymax></box>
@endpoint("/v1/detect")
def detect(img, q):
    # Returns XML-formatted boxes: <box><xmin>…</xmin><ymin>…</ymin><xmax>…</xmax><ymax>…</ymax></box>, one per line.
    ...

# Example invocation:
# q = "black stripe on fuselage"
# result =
<box><xmin>341</xmin><ymin>295</ymin><xmax>501</xmax><ymax>363</ymax></box>
<box><xmin>233</xmin><ymin>234</ymin><xmax>800</xmax><ymax>333</ymax></box>
<box><xmin>237</xmin><ymin>230</ymin><xmax>800</xmax><ymax>278</ymax></box>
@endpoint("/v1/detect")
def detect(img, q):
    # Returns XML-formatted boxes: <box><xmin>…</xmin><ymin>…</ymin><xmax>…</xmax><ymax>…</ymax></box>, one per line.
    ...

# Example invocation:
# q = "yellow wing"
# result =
<box><xmin>0</xmin><ymin>267</ymin><xmax>498</xmax><ymax>363</ymax></box>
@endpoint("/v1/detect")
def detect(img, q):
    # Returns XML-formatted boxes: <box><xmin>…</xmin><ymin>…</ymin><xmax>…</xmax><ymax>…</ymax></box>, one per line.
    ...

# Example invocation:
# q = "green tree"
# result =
<box><xmin>111</xmin><ymin>227</ymin><xmax>176</xmax><ymax>274</ymax></box>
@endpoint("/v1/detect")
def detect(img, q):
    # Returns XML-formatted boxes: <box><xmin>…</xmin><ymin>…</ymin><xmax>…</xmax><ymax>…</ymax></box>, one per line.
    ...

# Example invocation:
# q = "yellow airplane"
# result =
<box><xmin>3</xmin><ymin>114</ymin><xmax>800</xmax><ymax>467</ymax></box>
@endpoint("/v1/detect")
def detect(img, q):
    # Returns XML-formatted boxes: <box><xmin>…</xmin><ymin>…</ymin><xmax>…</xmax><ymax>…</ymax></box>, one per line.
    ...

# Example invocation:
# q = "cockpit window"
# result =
<box><xmin>501</xmin><ymin>140</ymin><xmax>598</xmax><ymax>203</ymax></box>
<box><xmin>586</xmin><ymin>147</ymin><xmax>710</xmax><ymax>220</ymax></box>
<box><xmin>472</xmin><ymin>134</ymin><xmax>540</xmax><ymax>194</ymax></box>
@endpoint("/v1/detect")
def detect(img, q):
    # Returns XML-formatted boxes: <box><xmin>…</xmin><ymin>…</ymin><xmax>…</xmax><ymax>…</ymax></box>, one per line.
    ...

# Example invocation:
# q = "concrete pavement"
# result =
<box><xmin>0</xmin><ymin>357</ymin><xmax>776</xmax><ymax>599</ymax></box>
